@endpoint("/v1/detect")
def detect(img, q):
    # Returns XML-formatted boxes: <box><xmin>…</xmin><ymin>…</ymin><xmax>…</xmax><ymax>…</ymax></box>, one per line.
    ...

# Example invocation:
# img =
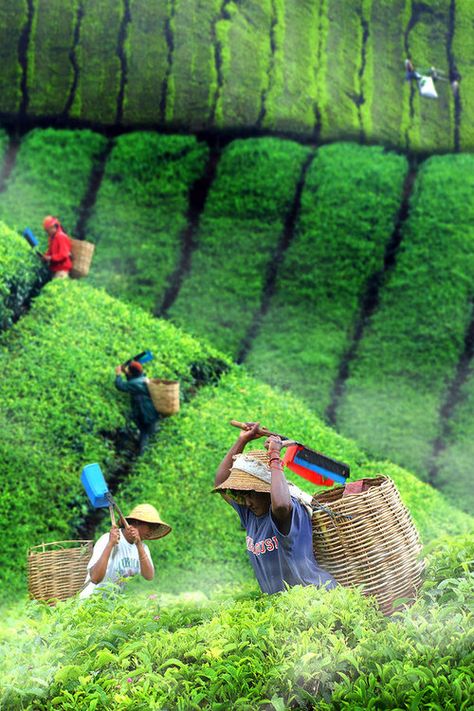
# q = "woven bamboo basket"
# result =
<box><xmin>69</xmin><ymin>238</ymin><xmax>95</xmax><ymax>278</ymax></box>
<box><xmin>28</xmin><ymin>540</ymin><xmax>93</xmax><ymax>603</ymax></box>
<box><xmin>312</xmin><ymin>476</ymin><xmax>424</xmax><ymax>615</ymax></box>
<box><xmin>147</xmin><ymin>378</ymin><xmax>180</xmax><ymax>416</ymax></box>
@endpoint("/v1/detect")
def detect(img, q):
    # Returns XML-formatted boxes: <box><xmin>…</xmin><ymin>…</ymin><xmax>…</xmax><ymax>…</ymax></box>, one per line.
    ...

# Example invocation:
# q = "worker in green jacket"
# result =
<box><xmin>114</xmin><ymin>361</ymin><xmax>159</xmax><ymax>455</ymax></box>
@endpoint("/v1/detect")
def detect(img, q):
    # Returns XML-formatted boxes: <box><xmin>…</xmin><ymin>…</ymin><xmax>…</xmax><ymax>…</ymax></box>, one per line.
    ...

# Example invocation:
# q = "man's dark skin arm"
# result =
<box><xmin>266</xmin><ymin>435</ymin><xmax>293</xmax><ymax>536</ymax></box>
<box><xmin>214</xmin><ymin>422</ymin><xmax>263</xmax><ymax>503</ymax></box>
<box><xmin>89</xmin><ymin>526</ymin><xmax>120</xmax><ymax>583</ymax></box>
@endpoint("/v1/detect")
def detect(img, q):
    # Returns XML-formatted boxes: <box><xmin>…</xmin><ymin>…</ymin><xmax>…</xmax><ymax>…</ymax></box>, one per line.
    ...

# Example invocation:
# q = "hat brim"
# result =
<box><xmin>146</xmin><ymin>522</ymin><xmax>172</xmax><ymax>540</ymax></box>
<box><xmin>213</xmin><ymin>467</ymin><xmax>271</xmax><ymax>494</ymax></box>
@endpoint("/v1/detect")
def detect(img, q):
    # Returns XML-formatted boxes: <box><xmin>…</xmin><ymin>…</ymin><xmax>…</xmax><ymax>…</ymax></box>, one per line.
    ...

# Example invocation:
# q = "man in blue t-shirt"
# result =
<box><xmin>214</xmin><ymin>423</ymin><xmax>336</xmax><ymax>594</ymax></box>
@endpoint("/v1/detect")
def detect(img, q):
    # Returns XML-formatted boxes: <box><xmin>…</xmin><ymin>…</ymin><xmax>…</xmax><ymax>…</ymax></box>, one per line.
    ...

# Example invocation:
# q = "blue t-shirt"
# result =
<box><xmin>231</xmin><ymin>497</ymin><xmax>336</xmax><ymax>594</ymax></box>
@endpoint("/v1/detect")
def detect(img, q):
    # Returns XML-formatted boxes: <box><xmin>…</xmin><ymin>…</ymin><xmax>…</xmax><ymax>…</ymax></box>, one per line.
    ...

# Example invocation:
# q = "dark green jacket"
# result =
<box><xmin>115</xmin><ymin>375</ymin><xmax>158</xmax><ymax>427</ymax></box>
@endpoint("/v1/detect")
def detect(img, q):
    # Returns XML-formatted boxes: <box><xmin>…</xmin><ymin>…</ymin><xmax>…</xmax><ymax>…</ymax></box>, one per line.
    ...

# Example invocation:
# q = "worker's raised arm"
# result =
<box><xmin>214</xmin><ymin>422</ymin><xmax>263</xmax><ymax>489</ymax></box>
<box><xmin>266</xmin><ymin>436</ymin><xmax>292</xmax><ymax>535</ymax></box>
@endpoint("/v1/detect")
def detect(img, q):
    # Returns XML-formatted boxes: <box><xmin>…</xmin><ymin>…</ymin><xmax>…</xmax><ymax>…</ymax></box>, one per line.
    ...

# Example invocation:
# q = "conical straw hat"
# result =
<box><xmin>124</xmin><ymin>503</ymin><xmax>172</xmax><ymax>540</ymax></box>
<box><xmin>213</xmin><ymin>450</ymin><xmax>282</xmax><ymax>494</ymax></box>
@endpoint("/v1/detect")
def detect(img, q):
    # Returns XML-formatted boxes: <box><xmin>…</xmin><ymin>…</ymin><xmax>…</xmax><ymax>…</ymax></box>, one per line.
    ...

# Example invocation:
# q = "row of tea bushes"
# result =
<box><xmin>336</xmin><ymin>153</ymin><xmax>474</xmax><ymax>514</ymax></box>
<box><xmin>169</xmin><ymin>137</ymin><xmax>311</xmax><ymax>356</ymax></box>
<box><xmin>246</xmin><ymin>143</ymin><xmax>407</xmax><ymax>414</ymax></box>
<box><xmin>87</xmin><ymin>132</ymin><xmax>209</xmax><ymax>312</ymax></box>
<box><xmin>402</xmin><ymin>0</ymin><xmax>456</xmax><ymax>152</ymax></box>
<box><xmin>113</xmin><ymin>366</ymin><xmax>472</xmax><ymax>593</ymax></box>
<box><xmin>0</xmin><ymin>221</ymin><xmax>42</xmax><ymax>330</ymax></box>
<box><xmin>1</xmin><ymin>533</ymin><xmax>472</xmax><ymax>709</ymax></box>
<box><xmin>0</xmin><ymin>281</ymin><xmax>229</xmax><ymax>597</ymax></box>
<box><xmin>0</xmin><ymin>128</ymin><xmax>107</xmax><ymax>242</ymax></box>
<box><xmin>0</xmin><ymin>0</ymin><xmax>467</xmax><ymax>151</ymax></box>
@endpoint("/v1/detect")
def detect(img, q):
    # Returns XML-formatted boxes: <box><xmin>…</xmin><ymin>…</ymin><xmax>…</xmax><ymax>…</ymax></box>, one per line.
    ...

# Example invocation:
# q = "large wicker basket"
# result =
<box><xmin>312</xmin><ymin>477</ymin><xmax>424</xmax><ymax>615</ymax></box>
<box><xmin>28</xmin><ymin>540</ymin><xmax>93</xmax><ymax>603</ymax></box>
<box><xmin>148</xmin><ymin>378</ymin><xmax>180</xmax><ymax>416</ymax></box>
<box><xmin>69</xmin><ymin>238</ymin><xmax>95</xmax><ymax>278</ymax></box>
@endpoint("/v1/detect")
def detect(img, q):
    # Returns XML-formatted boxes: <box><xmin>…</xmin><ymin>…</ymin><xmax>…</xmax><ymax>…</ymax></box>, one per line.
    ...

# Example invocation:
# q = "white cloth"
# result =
<box><xmin>418</xmin><ymin>75</ymin><xmax>438</xmax><ymax>98</ymax></box>
<box><xmin>79</xmin><ymin>532</ymin><xmax>153</xmax><ymax>599</ymax></box>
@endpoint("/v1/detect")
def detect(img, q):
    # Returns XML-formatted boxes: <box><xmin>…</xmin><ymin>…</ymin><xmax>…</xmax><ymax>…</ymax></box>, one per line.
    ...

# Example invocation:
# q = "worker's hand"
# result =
<box><xmin>238</xmin><ymin>422</ymin><xmax>263</xmax><ymax>444</ymax></box>
<box><xmin>109</xmin><ymin>527</ymin><xmax>120</xmax><ymax>546</ymax></box>
<box><xmin>43</xmin><ymin>255</ymin><xmax>51</xmax><ymax>262</ymax></box>
<box><xmin>115</xmin><ymin>365</ymin><xmax>123</xmax><ymax>375</ymax></box>
<box><xmin>128</xmin><ymin>526</ymin><xmax>141</xmax><ymax>545</ymax></box>
<box><xmin>265</xmin><ymin>435</ymin><xmax>284</xmax><ymax>456</ymax></box>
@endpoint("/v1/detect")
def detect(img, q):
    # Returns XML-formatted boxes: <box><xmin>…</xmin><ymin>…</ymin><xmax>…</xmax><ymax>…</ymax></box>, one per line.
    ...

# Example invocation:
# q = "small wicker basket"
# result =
<box><xmin>28</xmin><ymin>540</ymin><xmax>93</xmax><ymax>603</ymax></box>
<box><xmin>147</xmin><ymin>378</ymin><xmax>180</xmax><ymax>416</ymax></box>
<box><xmin>312</xmin><ymin>476</ymin><xmax>424</xmax><ymax>615</ymax></box>
<box><xmin>69</xmin><ymin>238</ymin><xmax>95</xmax><ymax>278</ymax></box>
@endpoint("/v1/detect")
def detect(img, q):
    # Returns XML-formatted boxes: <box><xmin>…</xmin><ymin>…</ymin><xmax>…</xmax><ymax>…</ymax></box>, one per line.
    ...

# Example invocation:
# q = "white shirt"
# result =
<box><xmin>79</xmin><ymin>532</ymin><xmax>153</xmax><ymax>599</ymax></box>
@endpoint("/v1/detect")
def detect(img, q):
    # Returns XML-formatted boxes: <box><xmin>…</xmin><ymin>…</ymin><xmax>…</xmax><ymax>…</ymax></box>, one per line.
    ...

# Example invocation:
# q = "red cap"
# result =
<box><xmin>129</xmin><ymin>360</ymin><xmax>143</xmax><ymax>374</ymax></box>
<box><xmin>43</xmin><ymin>215</ymin><xmax>59</xmax><ymax>230</ymax></box>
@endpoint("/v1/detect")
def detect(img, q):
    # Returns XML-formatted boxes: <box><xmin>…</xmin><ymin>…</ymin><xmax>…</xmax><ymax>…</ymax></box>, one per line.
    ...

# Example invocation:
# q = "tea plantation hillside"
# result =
<box><xmin>0</xmin><ymin>0</ymin><xmax>473</xmax><ymax>151</ymax></box>
<box><xmin>0</xmin><ymin>274</ymin><xmax>471</xmax><ymax>599</ymax></box>
<box><xmin>1</xmin><ymin>129</ymin><xmax>474</xmax><ymax>516</ymax></box>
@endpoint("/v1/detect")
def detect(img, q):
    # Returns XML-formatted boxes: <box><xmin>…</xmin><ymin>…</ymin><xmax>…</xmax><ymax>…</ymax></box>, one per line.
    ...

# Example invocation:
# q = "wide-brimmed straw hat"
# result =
<box><xmin>213</xmin><ymin>450</ymin><xmax>278</xmax><ymax>494</ymax></box>
<box><xmin>124</xmin><ymin>503</ymin><xmax>172</xmax><ymax>540</ymax></box>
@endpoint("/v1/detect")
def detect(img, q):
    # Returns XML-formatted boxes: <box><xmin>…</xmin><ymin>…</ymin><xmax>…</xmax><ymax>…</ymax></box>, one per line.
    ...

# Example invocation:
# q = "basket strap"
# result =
<box><xmin>311</xmin><ymin>501</ymin><xmax>354</xmax><ymax>520</ymax></box>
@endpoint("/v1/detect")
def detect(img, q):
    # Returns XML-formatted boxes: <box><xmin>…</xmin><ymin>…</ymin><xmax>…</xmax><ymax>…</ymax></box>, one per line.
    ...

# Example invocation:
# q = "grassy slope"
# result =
<box><xmin>169</xmin><ymin>137</ymin><xmax>310</xmax><ymax>357</ymax></box>
<box><xmin>0</xmin><ymin>281</ymin><xmax>228</xmax><ymax>597</ymax></box>
<box><xmin>86</xmin><ymin>132</ymin><xmax>209</xmax><ymax>312</ymax></box>
<box><xmin>0</xmin><ymin>128</ymin><xmax>107</xmax><ymax>242</ymax></box>
<box><xmin>246</xmin><ymin>142</ymin><xmax>407</xmax><ymax>414</ymax></box>
<box><xmin>27</xmin><ymin>0</ymin><xmax>76</xmax><ymax>117</ymax></box>
<box><xmin>122</xmin><ymin>0</ymin><xmax>169</xmax><ymax>125</ymax></box>
<box><xmin>336</xmin><ymin>153</ymin><xmax>474</xmax><ymax>506</ymax></box>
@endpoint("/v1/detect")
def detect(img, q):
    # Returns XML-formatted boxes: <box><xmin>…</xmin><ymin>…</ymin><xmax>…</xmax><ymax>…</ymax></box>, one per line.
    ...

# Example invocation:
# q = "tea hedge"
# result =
<box><xmin>0</xmin><ymin>1</ymin><xmax>25</xmax><ymax>114</ymax></box>
<box><xmin>68</xmin><ymin>0</ymin><xmax>122</xmax><ymax>124</ymax></box>
<box><xmin>368</xmin><ymin>0</ymin><xmax>406</xmax><ymax>148</ymax></box>
<box><xmin>403</xmin><ymin>0</ymin><xmax>455</xmax><ymax>153</ymax></box>
<box><xmin>0</xmin><ymin>533</ymin><xmax>472</xmax><ymax>709</ymax></box>
<box><xmin>0</xmin><ymin>128</ymin><xmax>107</xmax><ymax>243</ymax></box>
<box><xmin>87</xmin><ymin>132</ymin><xmax>209</xmax><ymax>311</ymax></box>
<box><xmin>261</xmin><ymin>1</ymin><xmax>316</xmax><ymax>135</ymax></box>
<box><xmin>0</xmin><ymin>281</ymin><xmax>229</xmax><ymax>597</ymax></box>
<box><xmin>113</xmin><ymin>367</ymin><xmax>472</xmax><ymax>594</ymax></box>
<box><xmin>455</xmin><ymin>0</ymin><xmax>474</xmax><ymax>150</ymax></box>
<box><xmin>169</xmin><ymin>137</ymin><xmax>311</xmax><ymax>356</ymax></box>
<box><xmin>122</xmin><ymin>0</ymin><xmax>169</xmax><ymax>126</ymax></box>
<box><xmin>167</xmin><ymin>0</ymin><xmax>221</xmax><ymax>129</ymax></box>
<box><xmin>434</xmin><ymin>364</ymin><xmax>474</xmax><ymax>515</ymax></box>
<box><xmin>336</xmin><ymin>153</ymin><xmax>474</xmax><ymax>498</ymax></box>
<box><xmin>27</xmin><ymin>0</ymin><xmax>76</xmax><ymax>117</ymax></box>
<box><xmin>246</xmin><ymin>142</ymin><xmax>407</xmax><ymax>416</ymax></box>
<box><xmin>0</xmin><ymin>221</ymin><xmax>43</xmax><ymax>330</ymax></box>
<box><xmin>213</xmin><ymin>0</ymin><xmax>272</xmax><ymax>128</ymax></box>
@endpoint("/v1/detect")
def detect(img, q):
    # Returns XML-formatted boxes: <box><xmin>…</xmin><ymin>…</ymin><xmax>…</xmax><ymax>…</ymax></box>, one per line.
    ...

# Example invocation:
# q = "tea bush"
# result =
<box><xmin>455</xmin><ymin>2</ymin><xmax>474</xmax><ymax>150</ymax></box>
<box><xmin>0</xmin><ymin>128</ymin><xmax>107</xmax><ymax>241</ymax></box>
<box><xmin>0</xmin><ymin>3</ymin><xmax>25</xmax><ymax>113</ymax></box>
<box><xmin>246</xmin><ymin>142</ymin><xmax>407</xmax><ymax>414</ymax></box>
<box><xmin>0</xmin><ymin>280</ymin><xmax>229</xmax><ymax>597</ymax></box>
<box><xmin>122</xmin><ymin>0</ymin><xmax>169</xmax><ymax>126</ymax></box>
<box><xmin>169</xmin><ymin>137</ymin><xmax>310</xmax><ymax>356</ymax></box>
<box><xmin>0</xmin><ymin>221</ymin><xmax>43</xmax><ymax>330</ymax></box>
<box><xmin>336</xmin><ymin>153</ymin><xmax>474</xmax><ymax>512</ymax></box>
<box><xmin>213</xmin><ymin>0</ymin><xmax>272</xmax><ymax>128</ymax></box>
<box><xmin>27</xmin><ymin>0</ymin><xmax>76</xmax><ymax>116</ymax></box>
<box><xmin>68</xmin><ymin>0</ymin><xmax>122</xmax><ymax>124</ymax></box>
<box><xmin>0</xmin><ymin>534</ymin><xmax>471</xmax><ymax>709</ymax></box>
<box><xmin>87</xmin><ymin>132</ymin><xmax>209</xmax><ymax>311</ymax></box>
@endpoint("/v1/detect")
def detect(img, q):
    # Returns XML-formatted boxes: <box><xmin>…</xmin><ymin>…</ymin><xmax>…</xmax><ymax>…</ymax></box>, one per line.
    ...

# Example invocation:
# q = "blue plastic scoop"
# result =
<box><xmin>81</xmin><ymin>463</ymin><xmax>129</xmax><ymax>527</ymax></box>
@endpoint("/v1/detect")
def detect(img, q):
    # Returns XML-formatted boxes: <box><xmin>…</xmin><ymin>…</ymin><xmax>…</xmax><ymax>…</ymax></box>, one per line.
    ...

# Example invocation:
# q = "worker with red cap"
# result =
<box><xmin>42</xmin><ymin>215</ymin><xmax>73</xmax><ymax>279</ymax></box>
<box><xmin>114</xmin><ymin>361</ymin><xmax>160</xmax><ymax>455</ymax></box>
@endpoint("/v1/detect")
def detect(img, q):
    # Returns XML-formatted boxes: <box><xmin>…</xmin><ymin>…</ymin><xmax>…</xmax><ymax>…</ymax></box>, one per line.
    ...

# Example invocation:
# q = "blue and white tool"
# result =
<box><xmin>81</xmin><ymin>463</ymin><xmax>129</xmax><ymax>527</ymax></box>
